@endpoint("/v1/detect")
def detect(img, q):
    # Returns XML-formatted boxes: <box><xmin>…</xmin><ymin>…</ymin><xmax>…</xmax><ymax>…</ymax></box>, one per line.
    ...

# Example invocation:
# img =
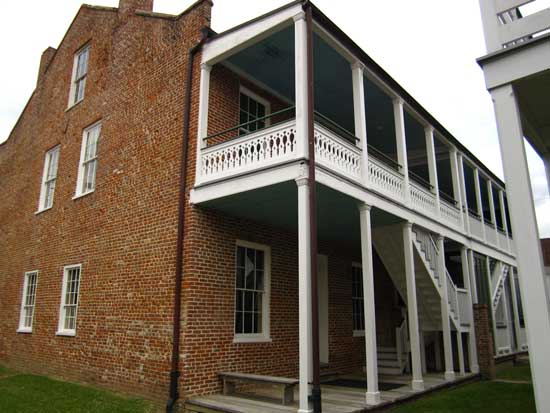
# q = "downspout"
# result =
<box><xmin>166</xmin><ymin>27</ymin><xmax>210</xmax><ymax>413</ymax></box>
<box><xmin>304</xmin><ymin>3</ymin><xmax>322</xmax><ymax>413</ymax></box>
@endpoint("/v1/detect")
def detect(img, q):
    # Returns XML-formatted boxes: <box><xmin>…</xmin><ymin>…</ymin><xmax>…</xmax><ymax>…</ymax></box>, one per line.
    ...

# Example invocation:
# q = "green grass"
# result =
<box><xmin>0</xmin><ymin>367</ymin><xmax>158</xmax><ymax>413</ymax></box>
<box><xmin>496</xmin><ymin>363</ymin><xmax>532</xmax><ymax>382</ymax></box>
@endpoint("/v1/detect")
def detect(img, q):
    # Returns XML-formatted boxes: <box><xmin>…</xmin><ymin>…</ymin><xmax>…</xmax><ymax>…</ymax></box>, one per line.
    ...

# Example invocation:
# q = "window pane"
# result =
<box><xmin>254</xmin><ymin>292</ymin><xmax>262</xmax><ymax>312</ymax></box>
<box><xmin>244</xmin><ymin>291</ymin><xmax>254</xmax><ymax>312</ymax></box>
<box><xmin>244</xmin><ymin>312</ymin><xmax>253</xmax><ymax>333</ymax></box>
<box><xmin>240</xmin><ymin>94</ymin><xmax>248</xmax><ymax>111</ymax></box>
<box><xmin>235</xmin><ymin>311</ymin><xmax>243</xmax><ymax>334</ymax></box>
<box><xmin>255</xmin><ymin>270</ymin><xmax>264</xmax><ymax>291</ymax></box>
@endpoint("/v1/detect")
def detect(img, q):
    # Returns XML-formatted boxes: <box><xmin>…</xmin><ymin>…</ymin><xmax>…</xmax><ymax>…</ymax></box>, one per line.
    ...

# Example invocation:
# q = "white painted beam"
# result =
<box><xmin>425</xmin><ymin>127</ymin><xmax>440</xmax><ymax>215</ymax></box>
<box><xmin>457</xmin><ymin>154</ymin><xmax>470</xmax><ymax>234</ymax></box>
<box><xmin>495</xmin><ymin>0</ymin><xmax>534</xmax><ymax>14</ymax></box>
<box><xmin>544</xmin><ymin>155</ymin><xmax>550</xmax><ymax>195</ymax></box>
<box><xmin>499</xmin><ymin>8</ymin><xmax>550</xmax><ymax>45</ymax></box>
<box><xmin>294</xmin><ymin>12</ymin><xmax>309</xmax><ymax>160</ymax></box>
<box><xmin>437</xmin><ymin>235</ymin><xmax>455</xmax><ymax>381</ymax></box>
<box><xmin>352</xmin><ymin>62</ymin><xmax>369</xmax><ymax>185</ymax></box>
<box><xmin>394</xmin><ymin>99</ymin><xmax>410</xmax><ymax>204</ymax></box>
<box><xmin>462</xmin><ymin>247</ymin><xmax>479</xmax><ymax>373</ymax></box>
<box><xmin>474</xmin><ymin>168</ymin><xmax>487</xmax><ymax>241</ymax></box>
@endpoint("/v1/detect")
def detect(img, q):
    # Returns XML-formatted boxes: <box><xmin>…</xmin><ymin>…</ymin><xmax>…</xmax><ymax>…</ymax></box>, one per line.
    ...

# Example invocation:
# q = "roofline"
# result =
<box><xmin>135</xmin><ymin>0</ymin><xmax>213</xmax><ymax>21</ymax></box>
<box><xmin>476</xmin><ymin>32</ymin><xmax>550</xmax><ymax>66</ymax></box>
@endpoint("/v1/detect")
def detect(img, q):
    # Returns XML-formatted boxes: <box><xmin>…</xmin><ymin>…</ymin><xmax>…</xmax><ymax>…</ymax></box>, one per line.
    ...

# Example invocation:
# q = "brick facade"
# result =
<box><xmin>473</xmin><ymin>304</ymin><xmax>496</xmax><ymax>379</ymax></box>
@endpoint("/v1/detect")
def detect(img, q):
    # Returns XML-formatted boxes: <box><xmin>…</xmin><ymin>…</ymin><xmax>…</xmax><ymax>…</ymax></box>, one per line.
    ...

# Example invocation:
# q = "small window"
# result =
<box><xmin>18</xmin><ymin>271</ymin><xmax>38</xmax><ymax>333</ymax></box>
<box><xmin>352</xmin><ymin>264</ymin><xmax>365</xmax><ymax>333</ymax></box>
<box><xmin>37</xmin><ymin>146</ymin><xmax>60</xmax><ymax>212</ymax></box>
<box><xmin>68</xmin><ymin>46</ymin><xmax>90</xmax><ymax>106</ymax></box>
<box><xmin>234</xmin><ymin>241</ymin><xmax>271</xmax><ymax>342</ymax></box>
<box><xmin>75</xmin><ymin>122</ymin><xmax>101</xmax><ymax>197</ymax></box>
<box><xmin>239</xmin><ymin>87</ymin><xmax>270</xmax><ymax>135</ymax></box>
<box><xmin>57</xmin><ymin>265</ymin><xmax>81</xmax><ymax>336</ymax></box>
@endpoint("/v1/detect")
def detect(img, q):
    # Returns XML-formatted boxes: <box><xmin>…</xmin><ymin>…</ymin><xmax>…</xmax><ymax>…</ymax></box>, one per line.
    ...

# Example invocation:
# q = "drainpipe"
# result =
<box><xmin>304</xmin><ymin>3</ymin><xmax>322</xmax><ymax>412</ymax></box>
<box><xmin>166</xmin><ymin>27</ymin><xmax>210</xmax><ymax>413</ymax></box>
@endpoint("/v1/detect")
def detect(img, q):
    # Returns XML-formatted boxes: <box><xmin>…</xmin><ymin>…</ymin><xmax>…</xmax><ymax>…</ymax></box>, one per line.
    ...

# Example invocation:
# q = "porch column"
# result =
<box><xmin>487</xmin><ymin>180</ymin><xmax>498</xmax><ymax>243</ymax></box>
<box><xmin>468</xmin><ymin>249</ymin><xmax>478</xmax><ymax>304</ymax></box>
<box><xmin>394</xmin><ymin>99</ymin><xmax>410</xmax><ymax>205</ymax></box>
<box><xmin>351</xmin><ymin>62</ymin><xmax>368</xmax><ymax>185</ymax></box>
<box><xmin>509</xmin><ymin>268</ymin><xmax>523</xmax><ymax>351</ymax></box>
<box><xmin>461</xmin><ymin>246</ymin><xmax>479</xmax><ymax>373</ymax></box>
<box><xmin>498</xmin><ymin>190</ymin><xmax>511</xmax><ymax>252</ymax></box>
<box><xmin>473</xmin><ymin>168</ymin><xmax>486</xmax><ymax>241</ymax></box>
<box><xmin>358</xmin><ymin>204</ymin><xmax>380</xmax><ymax>405</ymax></box>
<box><xmin>296</xmin><ymin>177</ymin><xmax>313</xmax><ymax>413</ymax></box>
<box><xmin>195</xmin><ymin>63</ymin><xmax>212</xmax><ymax>185</ymax></box>
<box><xmin>294</xmin><ymin>11</ymin><xmax>309</xmax><ymax>159</ymax></box>
<box><xmin>437</xmin><ymin>235</ymin><xmax>455</xmax><ymax>381</ymax></box>
<box><xmin>486</xmin><ymin>257</ymin><xmax>498</xmax><ymax>352</ymax></box>
<box><xmin>456</xmin><ymin>331</ymin><xmax>465</xmax><ymax>376</ymax></box>
<box><xmin>402</xmin><ymin>222</ymin><xmax>424</xmax><ymax>390</ymax></box>
<box><xmin>425</xmin><ymin>126</ymin><xmax>440</xmax><ymax>215</ymax></box>
<box><xmin>457</xmin><ymin>154</ymin><xmax>470</xmax><ymax>233</ymax></box>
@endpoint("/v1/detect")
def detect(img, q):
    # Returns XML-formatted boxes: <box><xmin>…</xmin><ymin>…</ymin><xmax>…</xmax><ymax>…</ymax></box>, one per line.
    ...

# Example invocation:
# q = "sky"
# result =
<box><xmin>0</xmin><ymin>0</ymin><xmax>548</xmax><ymax>236</ymax></box>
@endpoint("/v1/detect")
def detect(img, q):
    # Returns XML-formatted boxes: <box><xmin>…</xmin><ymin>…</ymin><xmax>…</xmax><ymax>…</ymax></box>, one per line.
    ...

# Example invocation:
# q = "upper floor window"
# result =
<box><xmin>38</xmin><ymin>146</ymin><xmax>60</xmax><ymax>212</ymax></box>
<box><xmin>68</xmin><ymin>45</ymin><xmax>90</xmax><ymax>107</ymax></box>
<box><xmin>239</xmin><ymin>87</ymin><xmax>270</xmax><ymax>135</ymax></box>
<box><xmin>234</xmin><ymin>241</ymin><xmax>271</xmax><ymax>342</ymax></box>
<box><xmin>352</xmin><ymin>264</ymin><xmax>365</xmax><ymax>333</ymax></box>
<box><xmin>57</xmin><ymin>264</ymin><xmax>81</xmax><ymax>336</ymax></box>
<box><xmin>18</xmin><ymin>271</ymin><xmax>38</xmax><ymax>333</ymax></box>
<box><xmin>75</xmin><ymin>122</ymin><xmax>101</xmax><ymax>197</ymax></box>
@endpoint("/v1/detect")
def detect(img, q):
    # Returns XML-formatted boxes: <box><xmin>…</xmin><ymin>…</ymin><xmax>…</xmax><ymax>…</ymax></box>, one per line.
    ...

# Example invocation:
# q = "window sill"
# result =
<box><xmin>17</xmin><ymin>328</ymin><xmax>32</xmax><ymax>334</ymax></box>
<box><xmin>233</xmin><ymin>335</ymin><xmax>272</xmax><ymax>344</ymax></box>
<box><xmin>73</xmin><ymin>190</ymin><xmax>94</xmax><ymax>201</ymax></box>
<box><xmin>35</xmin><ymin>206</ymin><xmax>52</xmax><ymax>215</ymax></box>
<box><xmin>56</xmin><ymin>330</ymin><xmax>76</xmax><ymax>337</ymax></box>
<box><xmin>66</xmin><ymin>99</ymin><xmax>84</xmax><ymax>112</ymax></box>
<box><xmin>353</xmin><ymin>330</ymin><xmax>365</xmax><ymax>337</ymax></box>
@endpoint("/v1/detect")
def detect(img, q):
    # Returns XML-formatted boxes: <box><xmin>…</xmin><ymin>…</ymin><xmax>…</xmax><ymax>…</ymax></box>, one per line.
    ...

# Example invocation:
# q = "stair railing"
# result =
<box><xmin>395</xmin><ymin>316</ymin><xmax>409</xmax><ymax>372</ymax></box>
<box><xmin>492</xmin><ymin>265</ymin><xmax>510</xmax><ymax>312</ymax></box>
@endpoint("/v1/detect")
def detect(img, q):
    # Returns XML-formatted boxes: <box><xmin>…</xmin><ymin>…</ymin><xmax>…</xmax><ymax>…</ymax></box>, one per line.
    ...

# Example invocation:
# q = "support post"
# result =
<box><xmin>456</xmin><ymin>331</ymin><xmax>465</xmax><ymax>376</ymax></box>
<box><xmin>351</xmin><ymin>62</ymin><xmax>368</xmax><ymax>185</ymax></box>
<box><xmin>425</xmin><ymin>126</ymin><xmax>440</xmax><ymax>215</ymax></box>
<box><xmin>462</xmin><ymin>247</ymin><xmax>479</xmax><ymax>373</ymax></box>
<box><xmin>457</xmin><ymin>154</ymin><xmax>470</xmax><ymax>233</ymax></box>
<box><xmin>509</xmin><ymin>268</ymin><xmax>523</xmax><ymax>351</ymax></box>
<box><xmin>195</xmin><ymin>63</ymin><xmax>212</xmax><ymax>185</ymax></box>
<box><xmin>358</xmin><ymin>204</ymin><xmax>380</xmax><ymax>405</ymax></box>
<box><xmin>498</xmin><ymin>190</ymin><xmax>511</xmax><ymax>252</ymax></box>
<box><xmin>437</xmin><ymin>235</ymin><xmax>455</xmax><ymax>381</ymax></box>
<box><xmin>296</xmin><ymin>177</ymin><xmax>312</xmax><ymax>413</ymax></box>
<box><xmin>487</xmin><ymin>257</ymin><xmax>498</xmax><ymax>352</ymax></box>
<box><xmin>402</xmin><ymin>222</ymin><xmax>424</xmax><ymax>390</ymax></box>
<box><xmin>468</xmin><ymin>249</ymin><xmax>478</xmax><ymax>304</ymax></box>
<box><xmin>294</xmin><ymin>12</ymin><xmax>309</xmax><ymax>159</ymax></box>
<box><xmin>473</xmin><ymin>168</ymin><xmax>486</xmax><ymax>241</ymax></box>
<box><xmin>394</xmin><ymin>99</ymin><xmax>410</xmax><ymax>205</ymax></box>
<box><xmin>544</xmin><ymin>154</ymin><xmax>550</xmax><ymax>195</ymax></box>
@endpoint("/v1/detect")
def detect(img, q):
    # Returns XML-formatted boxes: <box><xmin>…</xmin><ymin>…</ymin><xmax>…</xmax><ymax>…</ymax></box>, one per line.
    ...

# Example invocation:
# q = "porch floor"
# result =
<box><xmin>185</xmin><ymin>373</ymin><xmax>478</xmax><ymax>413</ymax></box>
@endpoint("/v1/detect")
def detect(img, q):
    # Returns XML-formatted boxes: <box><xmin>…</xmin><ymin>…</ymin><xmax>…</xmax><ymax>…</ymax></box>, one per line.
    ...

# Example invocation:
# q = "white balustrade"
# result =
<box><xmin>314</xmin><ymin>124</ymin><xmax>362</xmax><ymax>183</ymax></box>
<box><xmin>410</xmin><ymin>182</ymin><xmax>437</xmax><ymax>216</ymax></box>
<box><xmin>497</xmin><ymin>229</ymin><xmax>509</xmax><ymax>250</ymax></box>
<box><xmin>457</xmin><ymin>288</ymin><xmax>471</xmax><ymax>327</ymax></box>
<box><xmin>446</xmin><ymin>271</ymin><xmax>460</xmax><ymax>322</ymax></box>
<box><xmin>368</xmin><ymin>157</ymin><xmax>405</xmax><ymax>201</ymax></box>
<box><xmin>485</xmin><ymin>224</ymin><xmax>498</xmax><ymax>246</ymax></box>
<box><xmin>469</xmin><ymin>214</ymin><xmax>484</xmax><ymax>239</ymax></box>
<box><xmin>440</xmin><ymin>200</ymin><xmax>462</xmax><ymax>228</ymax></box>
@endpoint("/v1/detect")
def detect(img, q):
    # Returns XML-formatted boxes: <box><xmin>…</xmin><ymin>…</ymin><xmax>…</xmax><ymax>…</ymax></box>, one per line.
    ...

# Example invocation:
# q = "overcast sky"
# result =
<box><xmin>1</xmin><ymin>0</ymin><xmax>548</xmax><ymax>236</ymax></box>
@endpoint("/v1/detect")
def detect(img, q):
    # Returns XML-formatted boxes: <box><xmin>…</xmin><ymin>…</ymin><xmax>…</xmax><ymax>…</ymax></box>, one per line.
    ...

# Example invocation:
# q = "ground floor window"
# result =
<box><xmin>57</xmin><ymin>264</ymin><xmax>81</xmax><ymax>336</ymax></box>
<box><xmin>18</xmin><ymin>271</ymin><xmax>38</xmax><ymax>332</ymax></box>
<box><xmin>234</xmin><ymin>241</ymin><xmax>271</xmax><ymax>342</ymax></box>
<box><xmin>352</xmin><ymin>264</ymin><xmax>365</xmax><ymax>333</ymax></box>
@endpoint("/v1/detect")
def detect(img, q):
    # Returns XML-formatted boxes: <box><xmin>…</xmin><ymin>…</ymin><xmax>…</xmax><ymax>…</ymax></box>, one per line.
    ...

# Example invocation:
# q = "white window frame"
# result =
<box><xmin>74</xmin><ymin>121</ymin><xmax>101</xmax><ymax>198</ymax></box>
<box><xmin>37</xmin><ymin>145</ymin><xmax>60</xmax><ymax>213</ymax></box>
<box><xmin>56</xmin><ymin>264</ymin><xmax>82</xmax><ymax>337</ymax></box>
<box><xmin>68</xmin><ymin>45</ymin><xmax>90</xmax><ymax>108</ymax></box>
<box><xmin>234</xmin><ymin>240</ymin><xmax>271</xmax><ymax>343</ymax></box>
<box><xmin>352</xmin><ymin>262</ymin><xmax>365</xmax><ymax>337</ymax></box>
<box><xmin>17</xmin><ymin>271</ymin><xmax>39</xmax><ymax>333</ymax></box>
<box><xmin>238</xmin><ymin>86</ymin><xmax>271</xmax><ymax>135</ymax></box>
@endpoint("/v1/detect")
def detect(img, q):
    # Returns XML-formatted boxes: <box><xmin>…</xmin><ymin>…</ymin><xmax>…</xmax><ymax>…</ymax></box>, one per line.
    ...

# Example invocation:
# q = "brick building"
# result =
<box><xmin>0</xmin><ymin>1</ymin><xmax>528</xmax><ymax>412</ymax></box>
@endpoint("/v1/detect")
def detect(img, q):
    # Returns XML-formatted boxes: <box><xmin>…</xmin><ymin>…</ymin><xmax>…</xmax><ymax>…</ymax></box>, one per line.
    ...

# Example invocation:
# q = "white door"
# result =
<box><xmin>318</xmin><ymin>255</ymin><xmax>329</xmax><ymax>364</ymax></box>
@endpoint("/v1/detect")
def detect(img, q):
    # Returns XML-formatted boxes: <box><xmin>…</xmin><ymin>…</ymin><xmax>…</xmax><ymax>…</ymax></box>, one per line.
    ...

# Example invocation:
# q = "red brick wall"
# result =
<box><xmin>474</xmin><ymin>304</ymin><xmax>496</xmax><ymax>379</ymax></box>
<box><xmin>0</xmin><ymin>1</ymin><xmax>211</xmax><ymax>400</ymax></box>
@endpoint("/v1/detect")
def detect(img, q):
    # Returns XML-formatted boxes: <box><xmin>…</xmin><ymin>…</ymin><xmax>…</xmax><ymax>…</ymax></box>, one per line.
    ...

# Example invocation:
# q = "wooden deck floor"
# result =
<box><xmin>185</xmin><ymin>373</ymin><xmax>477</xmax><ymax>413</ymax></box>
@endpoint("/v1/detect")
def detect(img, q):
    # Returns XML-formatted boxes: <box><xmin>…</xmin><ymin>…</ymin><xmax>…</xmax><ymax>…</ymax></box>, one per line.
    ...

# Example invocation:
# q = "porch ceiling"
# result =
<box><xmin>200</xmin><ymin>181</ymin><xmax>402</xmax><ymax>249</ymax></box>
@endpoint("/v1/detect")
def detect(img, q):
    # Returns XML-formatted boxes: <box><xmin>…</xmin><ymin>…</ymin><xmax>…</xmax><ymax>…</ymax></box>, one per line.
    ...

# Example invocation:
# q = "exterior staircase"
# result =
<box><xmin>491</xmin><ymin>263</ymin><xmax>510</xmax><ymax>313</ymax></box>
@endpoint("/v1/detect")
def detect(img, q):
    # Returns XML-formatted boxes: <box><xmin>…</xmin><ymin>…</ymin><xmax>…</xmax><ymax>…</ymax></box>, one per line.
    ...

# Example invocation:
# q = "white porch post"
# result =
<box><xmin>473</xmin><ymin>168</ymin><xmax>486</xmax><ymax>241</ymax></box>
<box><xmin>294</xmin><ymin>12</ymin><xmax>309</xmax><ymax>160</ymax></box>
<box><xmin>509</xmin><ymin>268</ymin><xmax>523</xmax><ymax>352</ymax></box>
<box><xmin>456</xmin><ymin>331</ymin><xmax>465</xmax><ymax>376</ymax></box>
<box><xmin>296</xmin><ymin>177</ymin><xmax>312</xmax><ymax>413</ymax></box>
<box><xmin>498</xmin><ymin>190</ymin><xmax>511</xmax><ymax>252</ymax></box>
<box><xmin>195</xmin><ymin>63</ymin><xmax>212</xmax><ymax>185</ymax></box>
<box><xmin>425</xmin><ymin>126</ymin><xmax>440</xmax><ymax>215</ymax></box>
<box><xmin>468</xmin><ymin>249</ymin><xmax>479</xmax><ymax>304</ymax></box>
<box><xmin>402</xmin><ymin>222</ymin><xmax>424</xmax><ymax>390</ymax></box>
<box><xmin>352</xmin><ymin>63</ymin><xmax>368</xmax><ymax>185</ymax></box>
<box><xmin>394</xmin><ymin>99</ymin><xmax>410</xmax><ymax>205</ymax></box>
<box><xmin>457</xmin><ymin>154</ymin><xmax>469</xmax><ymax>233</ymax></box>
<box><xmin>358</xmin><ymin>204</ymin><xmax>380</xmax><ymax>405</ymax></box>
<box><xmin>487</xmin><ymin>180</ymin><xmax>498</xmax><ymax>242</ymax></box>
<box><xmin>486</xmin><ymin>257</ymin><xmax>498</xmax><ymax>351</ymax></box>
<box><xmin>462</xmin><ymin>246</ymin><xmax>479</xmax><ymax>373</ymax></box>
<box><xmin>437</xmin><ymin>235</ymin><xmax>455</xmax><ymax>381</ymax></box>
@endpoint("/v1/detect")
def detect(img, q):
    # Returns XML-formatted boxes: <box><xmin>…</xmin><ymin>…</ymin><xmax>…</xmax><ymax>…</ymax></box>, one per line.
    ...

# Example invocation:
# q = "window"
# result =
<box><xmin>68</xmin><ymin>45</ymin><xmax>90</xmax><ymax>106</ymax></box>
<box><xmin>57</xmin><ymin>265</ymin><xmax>81</xmax><ymax>336</ymax></box>
<box><xmin>37</xmin><ymin>146</ymin><xmax>60</xmax><ymax>212</ymax></box>
<box><xmin>234</xmin><ymin>241</ymin><xmax>271</xmax><ymax>342</ymax></box>
<box><xmin>18</xmin><ymin>271</ymin><xmax>38</xmax><ymax>333</ymax></box>
<box><xmin>352</xmin><ymin>264</ymin><xmax>365</xmax><ymax>333</ymax></box>
<box><xmin>75</xmin><ymin>122</ymin><xmax>101</xmax><ymax>197</ymax></box>
<box><xmin>239</xmin><ymin>87</ymin><xmax>270</xmax><ymax>135</ymax></box>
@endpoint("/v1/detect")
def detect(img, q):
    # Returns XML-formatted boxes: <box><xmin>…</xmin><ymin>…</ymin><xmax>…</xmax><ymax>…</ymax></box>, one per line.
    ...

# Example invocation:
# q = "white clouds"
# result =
<box><xmin>0</xmin><ymin>0</ymin><xmax>548</xmax><ymax>235</ymax></box>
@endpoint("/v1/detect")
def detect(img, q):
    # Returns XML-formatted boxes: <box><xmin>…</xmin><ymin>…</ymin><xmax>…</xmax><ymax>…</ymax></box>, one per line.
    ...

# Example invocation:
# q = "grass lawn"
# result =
<box><xmin>496</xmin><ymin>362</ymin><xmax>532</xmax><ymax>382</ymax></box>
<box><xmin>0</xmin><ymin>365</ymin><xmax>158</xmax><ymax>413</ymax></box>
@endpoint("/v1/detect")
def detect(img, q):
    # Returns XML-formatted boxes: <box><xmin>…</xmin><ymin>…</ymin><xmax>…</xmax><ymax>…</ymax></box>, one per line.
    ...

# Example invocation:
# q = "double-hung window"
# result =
<box><xmin>37</xmin><ymin>146</ymin><xmax>60</xmax><ymax>212</ymax></box>
<box><xmin>18</xmin><ymin>271</ymin><xmax>38</xmax><ymax>333</ymax></box>
<box><xmin>57</xmin><ymin>265</ymin><xmax>81</xmax><ymax>336</ymax></box>
<box><xmin>69</xmin><ymin>45</ymin><xmax>90</xmax><ymax>106</ymax></box>
<box><xmin>75</xmin><ymin>122</ymin><xmax>101</xmax><ymax>197</ymax></box>
<box><xmin>239</xmin><ymin>87</ymin><xmax>270</xmax><ymax>135</ymax></box>
<box><xmin>352</xmin><ymin>264</ymin><xmax>365</xmax><ymax>334</ymax></box>
<box><xmin>234</xmin><ymin>241</ymin><xmax>271</xmax><ymax>342</ymax></box>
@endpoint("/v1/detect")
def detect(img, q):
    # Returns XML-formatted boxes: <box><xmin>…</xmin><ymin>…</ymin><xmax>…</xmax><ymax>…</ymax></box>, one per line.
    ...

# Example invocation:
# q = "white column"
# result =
<box><xmin>402</xmin><ymin>222</ymin><xmax>424</xmax><ymax>390</ymax></box>
<box><xmin>486</xmin><ymin>257</ymin><xmax>498</xmax><ymax>351</ymax></box>
<box><xmin>351</xmin><ymin>62</ymin><xmax>369</xmax><ymax>184</ymax></box>
<box><xmin>425</xmin><ymin>126</ymin><xmax>440</xmax><ymax>215</ymax></box>
<box><xmin>457</xmin><ymin>154</ymin><xmax>470</xmax><ymax>233</ymax></box>
<box><xmin>437</xmin><ymin>235</ymin><xmax>455</xmax><ymax>381</ymax></box>
<box><xmin>358</xmin><ymin>204</ymin><xmax>380</xmax><ymax>405</ymax></box>
<box><xmin>474</xmin><ymin>168</ymin><xmax>486</xmax><ymax>240</ymax></box>
<box><xmin>456</xmin><ymin>331</ymin><xmax>465</xmax><ymax>376</ymax></box>
<box><xmin>487</xmin><ymin>180</ymin><xmax>498</xmax><ymax>244</ymax></box>
<box><xmin>462</xmin><ymin>247</ymin><xmax>479</xmax><ymax>373</ymax></box>
<box><xmin>294</xmin><ymin>12</ymin><xmax>309</xmax><ymax>160</ymax></box>
<box><xmin>394</xmin><ymin>98</ymin><xmax>410</xmax><ymax>204</ymax></box>
<box><xmin>195</xmin><ymin>63</ymin><xmax>212</xmax><ymax>185</ymax></box>
<box><xmin>468</xmin><ymin>249</ymin><xmax>478</xmax><ymax>304</ymax></box>
<box><xmin>296</xmin><ymin>177</ymin><xmax>312</xmax><ymax>413</ymax></box>
<box><xmin>477</xmin><ymin>0</ymin><xmax>500</xmax><ymax>52</ymax></box>
<box><xmin>498</xmin><ymin>190</ymin><xmax>512</xmax><ymax>252</ymax></box>
<box><xmin>509</xmin><ymin>268</ymin><xmax>523</xmax><ymax>352</ymax></box>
